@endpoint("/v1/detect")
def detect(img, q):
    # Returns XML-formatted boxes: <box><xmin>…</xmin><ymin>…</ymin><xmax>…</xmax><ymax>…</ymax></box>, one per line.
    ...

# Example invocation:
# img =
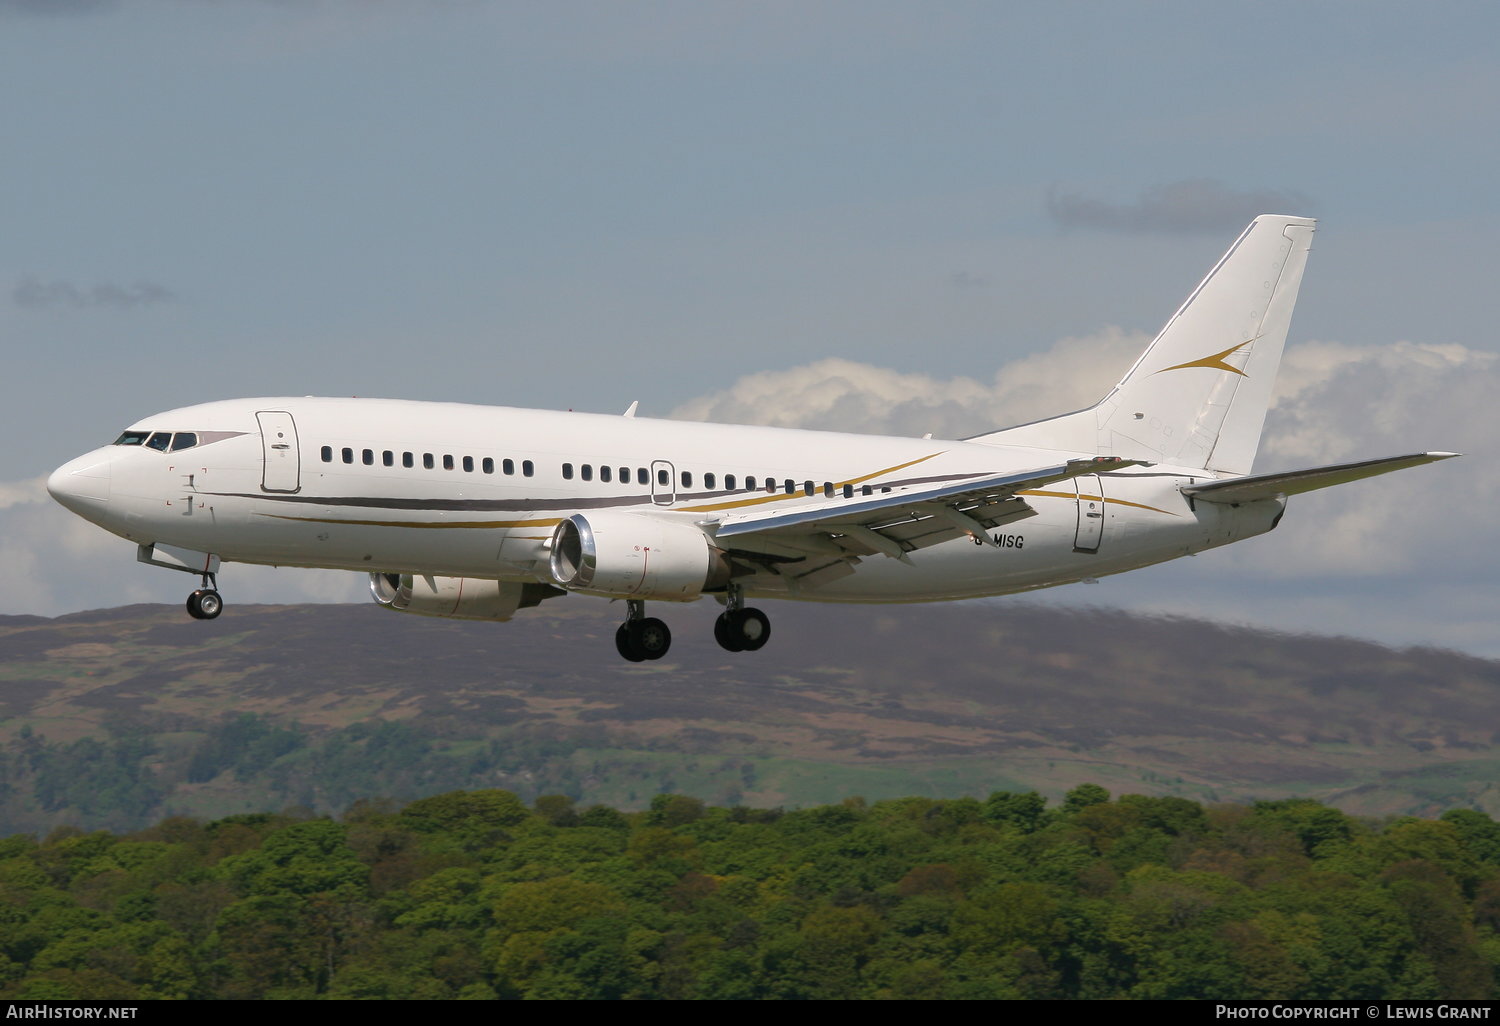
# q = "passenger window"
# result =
<box><xmin>681</xmin><ymin>471</ymin><xmax>692</xmax><ymax>488</ymax></box>
<box><xmin>823</xmin><ymin>482</ymin><xmax>833</xmax><ymax>497</ymax></box>
<box><xmin>321</xmin><ymin>446</ymin><xmax>333</xmax><ymax>463</ymax></box>
<box><xmin>170</xmin><ymin>433</ymin><xmax>197</xmax><ymax>451</ymax></box>
<box><xmin>600</xmin><ymin>465</ymin><xmax>612</xmax><ymax>483</ymax></box>
<box><xmin>503</xmin><ymin>458</ymin><xmax>515</xmax><ymax>475</ymax></box>
<box><xmin>804</xmin><ymin>481</ymin><xmax>814</xmax><ymax>496</ymax></box>
<box><xmin>443</xmin><ymin>454</ymin><xmax>454</xmax><ymax>471</ymax></box>
<box><xmin>619</xmin><ymin>467</ymin><xmax>629</xmax><ymax>484</ymax></box>
<box><xmin>343</xmin><ymin>447</ymin><xmax>354</xmax><ymax>464</ymax></box>
<box><xmin>362</xmin><ymin>449</ymin><xmax>374</xmax><ymax>466</ymax></box>
<box><xmin>784</xmin><ymin>480</ymin><xmax>795</xmax><ymax>495</ymax></box>
<box><xmin>745</xmin><ymin>476</ymin><xmax>755</xmax><ymax>491</ymax></box>
<box><xmin>862</xmin><ymin>485</ymin><xmax>873</xmax><ymax>496</ymax></box>
<box><xmin>423</xmin><ymin>453</ymin><xmax>434</xmax><ymax>469</ymax></box>
<box><xmin>725</xmin><ymin>474</ymin><xmax>736</xmax><ymax>490</ymax></box>
<box><xmin>403</xmin><ymin>452</ymin><xmax>414</xmax><ymax>468</ymax></box>
<box><xmin>563</xmin><ymin>463</ymin><xmax>574</xmax><ymax>480</ymax></box>
<box><xmin>463</xmin><ymin>456</ymin><xmax>474</xmax><ymax>473</ymax></box>
<box><xmin>843</xmin><ymin>484</ymin><xmax>853</xmax><ymax>498</ymax></box>
<box><xmin>383</xmin><ymin>451</ymin><xmax>394</xmax><ymax>467</ymax></box>
<box><xmin>657</xmin><ymin>468</ymin><xmax>669</xmax><ymax>486</ymax></box>
<box><xmin>582</xmin><ymin>464</ymin><xmax>593</xmax><ymax>481</ymax></box>
<box><xmin>704</xmin><ymin>472</ymin><xmax>716</xmax><ymax>489</ymax></box>
<box><xmin>113</xmin><ymin>431</ymin><xmax>149</xmax><ymax>446</ymax></box>
<box><xmin>482</xmin><ymin>457</ymin><xmax>494</xmax><ymax>474</ymax></box>
<box><xmin>523</xmin><ymin>460</ymin><xmax>534</xmax><ymax>477</ymax></box>
<box><xmin>637</xmin><ymin>468</ymin><xmax>648</xmax><ymax>485</ymax></box>
<box><xmin>766</xmin><ymin>480</ymin><xmax>776</xmax><ymax>495</ymax></box>
<box><xmin>146</xmin><ymin>432</ymin><xmax>171</xmax><ymax>452</ymax></box>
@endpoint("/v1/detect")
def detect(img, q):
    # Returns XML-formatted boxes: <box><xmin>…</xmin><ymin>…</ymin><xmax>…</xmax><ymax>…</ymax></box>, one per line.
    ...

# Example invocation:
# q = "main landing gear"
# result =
<box><xmin>616</xmin><ymin>600</ymin><xmax>672</xmax><ymax>662</ymax></box>
<box><xmin>185</xmin><ymin>571</ymin><xmax>223</xmax><ymax>621</ymax></box>
<box><xmin>714</xmin><ymin>601</ymin><xmax>770</xmax><ymax>653</ymax></box>
<box><xmin>612</xmin><ymin>590</ymin><xmax>774</xmax><ymax>662</ymax></box>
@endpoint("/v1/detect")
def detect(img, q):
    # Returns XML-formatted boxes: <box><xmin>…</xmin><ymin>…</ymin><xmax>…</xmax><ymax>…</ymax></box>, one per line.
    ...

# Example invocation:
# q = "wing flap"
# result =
<box><xmin>1182</xmin><ymin>452</ymin><xmax>1459</xmax><ymax>504</ymax></box>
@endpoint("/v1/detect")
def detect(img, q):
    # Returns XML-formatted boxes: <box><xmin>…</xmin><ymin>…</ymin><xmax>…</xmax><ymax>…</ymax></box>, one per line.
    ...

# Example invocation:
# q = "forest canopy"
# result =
<box><xmin>1</xmin><ymin>787</ymin><xmax>1498</xmax><ymax>1000</ymax></box>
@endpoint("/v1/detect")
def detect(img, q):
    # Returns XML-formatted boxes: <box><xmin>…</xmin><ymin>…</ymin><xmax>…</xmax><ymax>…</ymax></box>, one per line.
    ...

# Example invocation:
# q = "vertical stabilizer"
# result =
<box><xmin>975</xmin><ymin>215</ymin><xmax>1315</xmax><ymax>475</ymax></box>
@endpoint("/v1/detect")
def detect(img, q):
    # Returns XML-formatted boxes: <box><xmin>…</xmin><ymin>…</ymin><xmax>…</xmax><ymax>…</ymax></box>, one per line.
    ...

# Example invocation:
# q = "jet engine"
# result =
<box><xmin>549</xmin><ymin>511</ymin><xmax>730</xmax><ymax>601</ymax></box>
<box><xmin>369</xmin><ymin>573</ymin><xmax>561</xmax><ymax>621</ymax></box>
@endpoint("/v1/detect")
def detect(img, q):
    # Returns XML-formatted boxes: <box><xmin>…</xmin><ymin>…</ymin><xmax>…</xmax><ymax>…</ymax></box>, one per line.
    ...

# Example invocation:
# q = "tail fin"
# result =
<box><xmin>975</xmin><ymin>214</ymin><xmax>1316</xmax><ymax>475</ymax></box>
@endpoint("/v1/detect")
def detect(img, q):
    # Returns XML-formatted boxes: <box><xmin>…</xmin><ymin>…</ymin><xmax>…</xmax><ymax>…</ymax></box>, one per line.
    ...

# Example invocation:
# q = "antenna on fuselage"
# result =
<box><xmin>623</xmin><ymin>401</ymin><xmax>639</xmax><ymax>418</ymax></box>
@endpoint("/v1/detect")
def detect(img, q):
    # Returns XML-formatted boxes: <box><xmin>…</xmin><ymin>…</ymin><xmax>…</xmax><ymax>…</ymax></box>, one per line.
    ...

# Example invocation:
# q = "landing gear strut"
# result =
<box><xmin>714</xmin><ymin>586</ymin><xmax>771</xmax><ymax>653</ymax></box>
<box><xmin>615</xmin><ymin>599</ymin><xmax>671</xmax><ymax>662</ymax></box>
<box><xmin>185</xmin><ymin>571</ymin><xmax>223</xmax><ymax>621</ymax></box>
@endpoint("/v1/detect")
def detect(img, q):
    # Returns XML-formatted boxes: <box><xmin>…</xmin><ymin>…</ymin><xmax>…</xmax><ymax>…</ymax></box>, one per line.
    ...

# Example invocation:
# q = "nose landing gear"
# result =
<box><xmin>185</xmin><ymin>571</ymin><xmax>223</xmax><ymax>620</ymax></box>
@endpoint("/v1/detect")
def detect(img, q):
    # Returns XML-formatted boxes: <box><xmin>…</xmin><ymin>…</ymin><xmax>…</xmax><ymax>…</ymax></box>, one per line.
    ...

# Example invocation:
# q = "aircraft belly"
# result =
<box><xmin>284</xmin><ymin>523</ymin><xmax>511</xmax><ymax>576</ymax></box>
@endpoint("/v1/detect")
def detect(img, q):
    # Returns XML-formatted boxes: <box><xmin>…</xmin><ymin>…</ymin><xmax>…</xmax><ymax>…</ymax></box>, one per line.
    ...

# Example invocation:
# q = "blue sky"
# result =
<box><xmin>3</xmin><ymin>1</ymin><xmax>1497</xmax><ymax>655</ymax></box>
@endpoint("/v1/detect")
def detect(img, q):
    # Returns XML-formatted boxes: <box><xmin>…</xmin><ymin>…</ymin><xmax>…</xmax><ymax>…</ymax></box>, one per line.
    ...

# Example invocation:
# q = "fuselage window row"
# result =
<box><xmin>315</xmin><ymin>445</ymin><xmax>871</xmax><ymax>498</ymax></box>
<box><xmin>320</xmin><ymin>447</ymin><xmax>525</xmax><ymax>476</ymax></box>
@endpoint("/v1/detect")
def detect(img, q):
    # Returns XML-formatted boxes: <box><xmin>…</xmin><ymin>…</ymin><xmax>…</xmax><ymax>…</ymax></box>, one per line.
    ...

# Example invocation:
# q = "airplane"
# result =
<box><xmin>47</xmin><ymin>214</ymin><xmax>1457</xmax><ymax>662</ymax></box>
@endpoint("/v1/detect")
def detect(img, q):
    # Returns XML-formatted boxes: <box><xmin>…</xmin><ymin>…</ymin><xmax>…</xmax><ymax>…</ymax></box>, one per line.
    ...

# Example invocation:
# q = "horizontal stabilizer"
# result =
<box><xmin>1182</xmin><ymin>452</ymin><xmax>1460</xmax><ymax>504</ymax></box>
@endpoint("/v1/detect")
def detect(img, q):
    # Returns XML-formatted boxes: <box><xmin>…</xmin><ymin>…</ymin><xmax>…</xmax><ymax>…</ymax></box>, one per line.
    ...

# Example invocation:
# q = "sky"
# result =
<box><xmin>2</xmin><ymin>0</ymin><xmax>1497</xmax><ymax>656</ymax></box>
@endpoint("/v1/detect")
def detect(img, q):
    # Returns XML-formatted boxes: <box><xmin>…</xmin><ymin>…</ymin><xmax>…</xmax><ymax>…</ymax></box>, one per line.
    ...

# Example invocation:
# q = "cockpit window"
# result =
<box><xmin>117</xmin><ymin>430</ymin><xmax>201</xmax><ymax>451</ymax></box>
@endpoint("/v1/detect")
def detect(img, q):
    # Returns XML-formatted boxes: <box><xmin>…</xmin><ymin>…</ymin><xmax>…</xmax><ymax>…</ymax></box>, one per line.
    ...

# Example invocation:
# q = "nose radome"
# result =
<box><xmin>47</xmin><ymin>454</ymin><xmax>112</xmax><ymax>516</ymax></box>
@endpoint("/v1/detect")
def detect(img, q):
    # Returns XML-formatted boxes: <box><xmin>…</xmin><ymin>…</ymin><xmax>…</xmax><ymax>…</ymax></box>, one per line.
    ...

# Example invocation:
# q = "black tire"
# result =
<box><xmin>714</xmin><ymin>612</ymin><xmax>745</xmax><ymax>652</ymax></box>
<box><xmin>186</xmin><ymin>589</ymin><xmax>223</xmax><ymax>620</ymax></box>
<box><xmin>636</xmin><ymin>617</ymin><xmax>671</xmax><ymax>660</ymax></box>
<box><xmin>736</xmin><ymin>607</ymin><xmax>771</xmax><ymax>651</ymax></box>
<box><xmin>615</xmin><ymin>622</ymin><xmax>646</xmax><ymax>662</ymax></box>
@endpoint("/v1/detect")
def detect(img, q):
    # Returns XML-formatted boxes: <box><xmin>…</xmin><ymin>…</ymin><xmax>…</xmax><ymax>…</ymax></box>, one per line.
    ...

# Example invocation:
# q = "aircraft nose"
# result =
<box><xmin>47</xmin><ymin>453</ymin><xmax>112</xmax><ymax>518</ymax></box>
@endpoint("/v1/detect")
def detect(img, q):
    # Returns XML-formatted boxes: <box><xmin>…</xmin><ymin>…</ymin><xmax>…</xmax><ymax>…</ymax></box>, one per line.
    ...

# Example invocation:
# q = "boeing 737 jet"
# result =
<box><xmin>48</xmin><ymin>215</ymin><xmax>1456</xmax><ymax>661</ymax></box>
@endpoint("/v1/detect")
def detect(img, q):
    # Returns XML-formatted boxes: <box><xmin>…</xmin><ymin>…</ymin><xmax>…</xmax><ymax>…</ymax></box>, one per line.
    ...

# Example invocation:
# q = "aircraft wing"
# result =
<box><xmin>711</xmin><ymin>457</ymin><xmax>1140</xmax><ymax>566</ymax></box>
<box><xmin>1182</xmin><ymin>452</ymin><xmax>1460</xmax><ymax>504</ymax></box>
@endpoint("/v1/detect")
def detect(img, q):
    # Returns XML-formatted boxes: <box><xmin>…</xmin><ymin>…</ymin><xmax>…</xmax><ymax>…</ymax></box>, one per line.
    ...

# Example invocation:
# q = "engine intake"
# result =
<box><xmin>549</xmin><ymin>511</ymin><xmax>729</xmax><ymax>601</ymax></box>
<box><xmin>369</xmin><ymin>573</ymin><xmax>562</xmax><ymax>621</ymax></box>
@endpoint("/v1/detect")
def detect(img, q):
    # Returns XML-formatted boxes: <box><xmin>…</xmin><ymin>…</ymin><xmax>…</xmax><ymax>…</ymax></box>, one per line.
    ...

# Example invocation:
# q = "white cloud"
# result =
<box><xmin>670</xmin><ymin>327</ymin><xmax>1146</xmax><ymax>439</ymax></box>
<box><xmin>1227</xmin><ymin>340</ymin><xmax>1497</xmax><ymax>582</ymax></box>
<box><xmin>0</xmin><ymin>475</ymin><xmax>48</xmax><ymax>510</ymax></box>
<box><xmin>0</xmin><ymin>495</ymin><xmax>365</xmax><ymax>617</ymax></box>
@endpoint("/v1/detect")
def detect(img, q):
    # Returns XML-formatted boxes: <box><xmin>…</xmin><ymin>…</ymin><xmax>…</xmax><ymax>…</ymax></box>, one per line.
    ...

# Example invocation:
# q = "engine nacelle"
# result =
<box><xmin>369</xmin><ymin>573</ymin><xmax>560</xmax><ymax>621</ymax></box>
<box><xmin>549</xmin><ymin>511</ymin><xmax>729</xmax><ymax>601</ymax></box>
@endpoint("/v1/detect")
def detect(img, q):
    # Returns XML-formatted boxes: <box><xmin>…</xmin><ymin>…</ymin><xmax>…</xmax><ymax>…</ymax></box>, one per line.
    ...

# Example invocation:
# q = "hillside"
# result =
<box><xmin>1</xmin><ymin>599</ymin><xmax>1496</xmax><ymax>832</ymax></box>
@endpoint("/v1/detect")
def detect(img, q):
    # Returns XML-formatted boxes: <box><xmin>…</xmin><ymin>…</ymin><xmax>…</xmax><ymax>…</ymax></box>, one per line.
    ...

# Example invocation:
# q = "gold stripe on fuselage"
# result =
<box><xmin>1016</xmin><ymin>489</ymin><xmax>1177</xmax><ymax>516</ymax></box>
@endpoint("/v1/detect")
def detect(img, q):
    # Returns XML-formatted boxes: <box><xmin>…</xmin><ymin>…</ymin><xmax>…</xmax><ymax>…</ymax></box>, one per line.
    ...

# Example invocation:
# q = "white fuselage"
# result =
<box><xmin>48</xmin><ymin>396</ymin><xmax>1283</xmax><ymax>605</ymax></box>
